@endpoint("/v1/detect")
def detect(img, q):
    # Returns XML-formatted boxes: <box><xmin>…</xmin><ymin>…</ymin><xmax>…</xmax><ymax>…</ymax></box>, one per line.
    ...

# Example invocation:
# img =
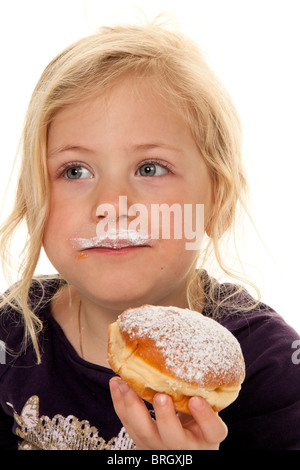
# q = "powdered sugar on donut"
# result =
<box><xmin>118</xmin><ymin>305</ymin><xmax>245</xmax><ymax>389</ymax></box>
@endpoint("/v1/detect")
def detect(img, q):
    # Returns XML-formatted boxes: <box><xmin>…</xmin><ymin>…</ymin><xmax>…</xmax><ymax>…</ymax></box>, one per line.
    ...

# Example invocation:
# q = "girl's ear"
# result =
<box><xmin>205</xmin><ymin>199</ymin><xmax>235</xmax><ymax>239</ymax></box>
<box><xmin>204</xmin><ymin>173</ymin><xmax>239</xmax><ymax>239</ymax></box>
<box><xmin>204</xmin><ymin>185</ymin><xmax>216</xmax><ymax>238</ymax></box>
<box><xmin>205</xmin><ymin>214</ymin><xmax>214</xmax><ymax>238</ymax></box>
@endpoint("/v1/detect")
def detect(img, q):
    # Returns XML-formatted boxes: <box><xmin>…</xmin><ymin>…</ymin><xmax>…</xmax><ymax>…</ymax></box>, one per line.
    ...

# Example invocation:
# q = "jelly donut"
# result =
<box><xmin>108</xmin><ymin>305</ymin><xmax>245</xmax><ymax>414</ymax></box>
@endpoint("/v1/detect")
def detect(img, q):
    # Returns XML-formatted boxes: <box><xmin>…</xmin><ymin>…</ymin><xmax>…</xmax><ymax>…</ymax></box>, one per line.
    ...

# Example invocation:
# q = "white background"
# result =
<box><xmin>0</xmin><ymin>0</ymin><xmax>299</xmax><ymax>333</ymax></box>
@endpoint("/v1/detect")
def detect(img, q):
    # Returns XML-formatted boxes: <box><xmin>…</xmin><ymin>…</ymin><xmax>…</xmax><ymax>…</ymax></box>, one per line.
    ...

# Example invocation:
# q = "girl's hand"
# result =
<box><xmin>109</xmin><ymin>377</ymin><xmax>228</xmax><ymax>450</ymax></box>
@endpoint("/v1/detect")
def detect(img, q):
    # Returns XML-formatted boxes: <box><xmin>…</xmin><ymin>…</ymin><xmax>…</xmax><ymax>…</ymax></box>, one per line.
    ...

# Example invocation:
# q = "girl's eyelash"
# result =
<box><xmin>55</xmin><ymin>158</ymin><xmax>174</xmax><ymax>179</ymax></box>
<box><xmin>55</xmin><ymin>161</ymin><xmax>91</xmax><ymax>178</ymax></box>
<box><xmin>136</xmin><ymin>159</ymin><xmax>174</xmax><ymax>173</ymax></box>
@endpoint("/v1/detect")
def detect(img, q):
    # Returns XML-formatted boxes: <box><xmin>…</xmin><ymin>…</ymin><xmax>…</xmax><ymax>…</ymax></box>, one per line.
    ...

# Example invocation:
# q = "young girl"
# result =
<box><xmin>0</xmin><ymin>20</ymin><xmax>299</xmax><ymax>451</ymax></box>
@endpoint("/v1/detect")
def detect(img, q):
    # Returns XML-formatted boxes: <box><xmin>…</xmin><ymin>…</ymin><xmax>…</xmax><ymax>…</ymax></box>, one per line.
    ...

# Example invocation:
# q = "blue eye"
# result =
<box><xmin>64</xmin><ymin>165</ymin><xmax>92</xmax><ymax>180</ymax></box>
<box><xmin>138</xmin><ymin>162</ymin><xmax>169</xmax><ymax>177</ymax></box>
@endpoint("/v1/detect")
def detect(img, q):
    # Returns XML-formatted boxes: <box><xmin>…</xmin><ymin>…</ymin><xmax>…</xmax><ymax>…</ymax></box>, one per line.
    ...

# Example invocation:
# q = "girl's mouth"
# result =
<box><xmin>70</xmin><ymin>229</ymin><xmax>153</xmax><ymax>251</ymax></box>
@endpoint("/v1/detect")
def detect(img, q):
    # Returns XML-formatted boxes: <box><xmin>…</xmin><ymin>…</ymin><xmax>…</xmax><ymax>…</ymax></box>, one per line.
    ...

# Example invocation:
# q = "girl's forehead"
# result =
<box><xmin>47</xmin><ymin>77</ymin><xmax>193</xmax><ymax>153</ymax></box>
<box><xmin>52</xmin><ymin>75</ymin><xmax>182</xmax><ymax>121</ymax></box>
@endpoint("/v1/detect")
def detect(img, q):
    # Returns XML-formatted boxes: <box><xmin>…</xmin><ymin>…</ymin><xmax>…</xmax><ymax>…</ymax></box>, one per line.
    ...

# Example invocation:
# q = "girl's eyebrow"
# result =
<box><xmin>48</xmin><ymin>142</ymin><xmax>184</xmax><ymax>158</ymax></box>
<box><xmin>47</xmin><ymin>145</ymin><xmax>95</xmax><ymax>158</ymax></box>
<box><xmin>131</xmin><ymin>143</ymin><xmax>183</xmax><ymax>153</ymax></box>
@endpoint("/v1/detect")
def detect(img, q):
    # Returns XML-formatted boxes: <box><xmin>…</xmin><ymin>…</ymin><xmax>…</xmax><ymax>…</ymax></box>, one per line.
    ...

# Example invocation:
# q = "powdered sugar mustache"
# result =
<box><xmin>70</xmin><ymin>196</ymin><xmax>205</xmax><ymax>251</ymax></box>
<box><xmin>70</xmin><ymin>228</ymin><xmax>152</xmax><ymax>250</ymax></box>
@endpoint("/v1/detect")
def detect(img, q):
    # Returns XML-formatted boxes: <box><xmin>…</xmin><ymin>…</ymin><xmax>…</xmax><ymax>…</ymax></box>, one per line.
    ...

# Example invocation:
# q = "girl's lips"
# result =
<box><xmin>70</xmin><ymin>230</ymin><xmax>153</xmax><ymax>250</ymax></box>
<box><xmin>85</xmin><ymin>244</ymin><xmax>150</xmax><ymax>255</ymax></box>
<box><xmin>86</xmin><ymin>238</ymin><xmax>150</xmax><ymax>250</ymax></box>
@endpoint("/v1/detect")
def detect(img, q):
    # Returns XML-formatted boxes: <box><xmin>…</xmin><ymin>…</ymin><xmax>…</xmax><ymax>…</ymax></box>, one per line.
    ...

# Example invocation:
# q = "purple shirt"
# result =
<box><xmin>1</xmin><ymin>277</ymin><xmax>300</xmax><ymax>450</ymax></box>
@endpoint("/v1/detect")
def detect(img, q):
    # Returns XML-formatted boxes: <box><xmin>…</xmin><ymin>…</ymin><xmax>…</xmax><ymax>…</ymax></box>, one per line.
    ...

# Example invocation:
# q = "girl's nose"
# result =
<box><xmin>96</xmin><ymin>195</ymin><xmax>129</xmax><ymax>223</ymax></box>
<box><xmin>91</xmin><ymin>176</ymin><xmax>135</xmax><ymax>224</ymax></box>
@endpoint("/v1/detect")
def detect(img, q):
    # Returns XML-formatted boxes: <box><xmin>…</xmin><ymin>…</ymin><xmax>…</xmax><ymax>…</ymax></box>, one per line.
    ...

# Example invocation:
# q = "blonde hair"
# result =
<box><xmin>0</xmin><ymin>18</ymin><xmax>258</xmax><ymax>363</ymax></box>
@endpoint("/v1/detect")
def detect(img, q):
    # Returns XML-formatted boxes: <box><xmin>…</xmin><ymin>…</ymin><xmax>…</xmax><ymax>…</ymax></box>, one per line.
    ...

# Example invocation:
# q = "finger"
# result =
<box><xmin>109</xmin><ymin>377</ymin><xmax>144</xmax><ymax>428</ymax></box>
<box><xmin>109</xmin><ymin>376</ymin><xmax>126</xmax><ymax>418</ymax></box>
<box><xmin>188</xmin><ymin>397</ymin><xmax>228</xmax><ymax>445</ymax></box>
<box><xmin>110</xmin><ymin>378</ymin><xmax>162</xmax><ymax>449</ymax></box>
<box><xmin>152</xmin><ymin>393</ymin><xmax>186</xmax><ymax>449</ymax></box>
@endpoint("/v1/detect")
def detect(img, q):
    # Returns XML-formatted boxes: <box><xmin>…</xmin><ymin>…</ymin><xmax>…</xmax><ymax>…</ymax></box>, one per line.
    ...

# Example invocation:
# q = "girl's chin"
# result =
<box><xmin>73</xmin><ymin>278</ymin><xmax>173</xmax><ymax>311</ymax></box>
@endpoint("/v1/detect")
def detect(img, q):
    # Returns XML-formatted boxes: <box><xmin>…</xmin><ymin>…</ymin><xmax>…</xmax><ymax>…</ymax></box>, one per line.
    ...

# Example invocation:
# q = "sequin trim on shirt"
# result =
<box><xmin>7</xmin><ymin>395</ymin><xmax>135</xmax><ymax>450</ymax></box>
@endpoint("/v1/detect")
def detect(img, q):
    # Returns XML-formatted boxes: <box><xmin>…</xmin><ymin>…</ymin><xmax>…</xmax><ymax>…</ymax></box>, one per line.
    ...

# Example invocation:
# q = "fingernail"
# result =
<box><xmin>118</xmin><ymin>380</ymin><xmax>130</xmax><ymax>394</ymax></box>
<box><xmin>189</xmin><ymin>396</ymin><xmax>204</xmax><ymax>410</ymax></box>
<box><xmin>154</xmin><ymin>393</ymin><xmax>168</xmax><ymax>406</ymax></box>
<box><xmin>109</xmin><ymin>377</ymin><xmax>120</xmax><ymax>391</ymax></box>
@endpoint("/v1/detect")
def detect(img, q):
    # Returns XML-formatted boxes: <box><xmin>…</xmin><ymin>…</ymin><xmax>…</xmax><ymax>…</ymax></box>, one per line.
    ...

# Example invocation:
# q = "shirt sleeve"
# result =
<box><xmin>0</xmin><ymin>305</ymin><xmax>23</xmax><ymax>450</ymax></box>
<box><xmin>0</xmin><ymin>404</ymin><xmax>18</xmax><ymax>450</ymax></box>
<box><xmin>219</xmin><ymin>310</ymin><xmax>300</xmax><ymax>450</ymax></box>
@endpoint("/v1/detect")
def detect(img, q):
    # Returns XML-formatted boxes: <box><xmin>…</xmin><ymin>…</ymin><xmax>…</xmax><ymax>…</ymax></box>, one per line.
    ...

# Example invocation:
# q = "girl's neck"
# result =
<box><xmin>51</xmin><ymin>284</ymin><xmax>117</xmax><ymax>368</ymax></box>
<box><xmin>50</xmin><ymin>278</ymin><xmax>202</xmax><ymax>368</ymax></box>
